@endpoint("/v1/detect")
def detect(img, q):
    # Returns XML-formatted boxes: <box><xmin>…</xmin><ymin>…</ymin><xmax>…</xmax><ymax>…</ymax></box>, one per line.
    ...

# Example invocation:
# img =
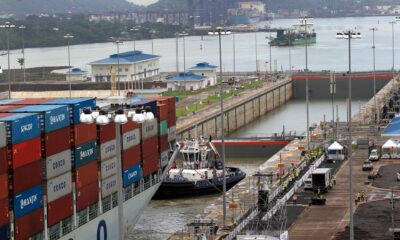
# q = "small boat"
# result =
<box><xmin>153</xmin><ymin>137</ymin><xmax>246</xmax><ymax>199</ymax></box>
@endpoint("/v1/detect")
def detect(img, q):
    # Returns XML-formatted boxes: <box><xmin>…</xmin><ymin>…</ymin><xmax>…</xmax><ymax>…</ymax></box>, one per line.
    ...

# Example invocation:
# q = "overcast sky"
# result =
<box><xmin>126</xmin><ymin>0</ymin><xmax>158</xmax><ymax>6</ymax></box>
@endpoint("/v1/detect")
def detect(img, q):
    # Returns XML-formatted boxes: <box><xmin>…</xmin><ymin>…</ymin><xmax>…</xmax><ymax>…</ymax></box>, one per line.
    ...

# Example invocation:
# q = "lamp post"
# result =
<box><xmin>64</xmin><ymin>33</ymin><xmax>74</xmax><ymax>97</ymax></box>
<box><xmin>19</xmin><ymin>25</ymin><xmax>26</xmax><ymax>83</ymax></box>
<box><xmin>175</xmin><ymin>33</ymin><xmax>179</xmax><ymax>74</ymax></box>
<box><xmin>208</xmin><ymin>27</ymin><xmax>231</xmax><ymax>229</ymax></box>
<box><xmin>288</xmin><ymin>29</ymin><xmax>292</xmax><ymax>76</ymax></box>
<box><xmin>370</xmin><ymin>27</ymin><xmax>378</xmax><ymax>127</ymax></box>
<box><xmin>80</xmin><ymin>109</ymin><xmax>127</xmax><ymax>240</ymax></box>
<box><xmin>112</xmin><ymin>39</ymin><xmax>123</xmax><ymax>96</ymax></box>
<box><xmin>178</xmin><ymin>32</ymin><xmax>189</xmax><ymax>91</ymax></box>
<box><xmin>269</xmin><ymin>32</ymin><xmax>272</xmax><ymax>74</ymax></box>
<box><xmin>336</xmin><ymin>29</ymin><xmax>362</xmax><ymax>240</ymax></box>
<box><xmin>302</xmin><ymin>16</ymin><xmax>313</xmax><ymax>151</ymax></box>
<box><xmin>0</xmin><ymin>21</ymin><xmax>15</xmax><ymax>99</ymax></box>
<box><xmin>255</xmin><ymin>31</ymin><xmax>259</xmax><ymax>76</ymax></box>
<box><xmin>233</xmin><ymin>32</ymin><xmax>236</xmax><ymax>77</ymax></box>
<box><xmin>390</xmin><ymin>21</ymin><xmax>396</xmax><ymax>78</ymax></box>
<box><xmin>330</xmin><ymin>71</ymin><xmax>336</xmax><ymax>139</ymax></box>
<box><xmin>129</xmin><ymin>28</ymin><xmax>139</xmax><ymax>51</ymax></box>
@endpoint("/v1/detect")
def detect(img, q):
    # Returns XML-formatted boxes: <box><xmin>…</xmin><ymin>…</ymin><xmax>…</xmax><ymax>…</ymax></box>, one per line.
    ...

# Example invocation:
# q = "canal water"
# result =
<box><xmin>0</xmin><ymin>16</ymin><xmax>398</xmax><ymax>73</ymax></box>
<box><xmin>134</xmin><ymin>98</ymin><xmax>367</xmax><ymax>239</ymax></box>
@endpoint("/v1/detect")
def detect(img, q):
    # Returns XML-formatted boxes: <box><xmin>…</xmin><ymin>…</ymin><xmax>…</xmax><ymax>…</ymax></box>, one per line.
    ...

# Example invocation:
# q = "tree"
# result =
<box><xmin>17</xmin><ymin>58</ymin><xmax>24</xmax><ymax>69</ymax></box>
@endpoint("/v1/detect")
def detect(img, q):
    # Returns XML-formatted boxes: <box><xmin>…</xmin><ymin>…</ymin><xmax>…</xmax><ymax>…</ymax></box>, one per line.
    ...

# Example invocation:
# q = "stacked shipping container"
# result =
<box><xmin>0</xmin><ymin>96</ymin><xmax>177</xmax><ymax>239</ymax></box>
<box><xmin>0</xmin><ymin>112</ymin><xmax>43</xmax><ymax>239</ymax></box>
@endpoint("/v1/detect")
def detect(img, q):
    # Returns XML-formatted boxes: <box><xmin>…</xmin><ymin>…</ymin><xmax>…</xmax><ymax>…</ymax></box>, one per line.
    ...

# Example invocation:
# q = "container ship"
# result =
<box><xmin>227</xmin><ymin>1</ymin><xmax>266</xmax><ymax>26</ymax></box>
<box><xmin>269</xmin><ymin>19</ymin><xmax>317</xmax><ymax>46</ymax></box>
<box><xmin>0</xmin><ymin>96</ymin><xmax>178</xmax><ymax>239</ymax></box>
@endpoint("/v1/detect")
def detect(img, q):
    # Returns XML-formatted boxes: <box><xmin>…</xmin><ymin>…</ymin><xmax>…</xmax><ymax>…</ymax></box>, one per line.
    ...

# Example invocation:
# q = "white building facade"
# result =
<box><xmin>89</xmin><ymin>50</ymin><xmax>160</xmax><ymax>83</ymax></box>
<box><xmin>187</xmin><ymin>62</ymin><xmax>218</xmax><ymax>86</ymax></box>
<box><xmin>166</xmin><ymin>72</ymin><xmax>208</xmax><ymax>91</ymax></box>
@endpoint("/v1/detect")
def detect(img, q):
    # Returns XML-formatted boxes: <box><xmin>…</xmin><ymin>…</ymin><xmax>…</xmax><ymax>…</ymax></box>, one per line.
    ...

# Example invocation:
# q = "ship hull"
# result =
<box><xmin>60</xmin><ymin>181</ymin><xmax>161</xmax><ymax>240</ymax></box>
<box><xmin>270</xmin><ymin>36</ymin><xmax>317</xmax><ymax>46</ymax></box>
<box><xmin>153</xmin><ymin>168</ymin><xmax>246</xmax><ymax>199</ymax></box>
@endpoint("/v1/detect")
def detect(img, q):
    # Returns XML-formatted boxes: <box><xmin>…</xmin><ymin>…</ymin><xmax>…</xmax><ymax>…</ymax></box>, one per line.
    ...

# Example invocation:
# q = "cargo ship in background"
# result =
<box><xmin>154</xmin><ymin>138</ymin><xmax>246</xmax><ymax>199</ymax></box>
<box><xmin>268</xmin><ymin>19</ymin><xmax>317</xmax><ymax>46</ymax></box>
<box><xmin>0</xmin><ymin>96</ymin><xmax>178</xmax><ymax>240</ymax></box>
<box><xmin>227</xmin><ymin>1</ymin><xmax>267</xmax><ymax>30</ymax></box>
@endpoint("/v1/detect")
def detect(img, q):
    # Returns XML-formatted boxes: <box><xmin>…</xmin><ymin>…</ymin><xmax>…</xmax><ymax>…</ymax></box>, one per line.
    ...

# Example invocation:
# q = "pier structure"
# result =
<box><xmin>169</xmin><ymin>75</ymin><xmax>400</xmax><ymax>239</ymax></box>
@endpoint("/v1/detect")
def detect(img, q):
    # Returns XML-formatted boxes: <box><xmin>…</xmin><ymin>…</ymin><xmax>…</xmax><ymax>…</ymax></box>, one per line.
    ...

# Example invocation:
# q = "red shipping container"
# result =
<box><xmin>159</xmin><ymin>135</ymin><xmax>169</xmax><ymax>153</ymax></box>
<box><xmin>120</xmin><ymin>120</ymin><xmax>140</xmax><ymax>134</ymax></box>
<box><xmin>141</xmin><ymin>136</ymin><xmax>158</xmax><ymax>159</ymax></box>
<box><xmin>157</xmin><ymin>104</ymin><xmax>168</xmax><ymax>121</ymax></box>
<box><xmin>76</xmin><ymin>181</ymin><xmax>99</xmax><ymax>212</ymax></box>
<box><xmin>0</xmin><ymin>174</ymin><xmax>7</xmax><ymax>199</ymax></box>
<box><xmin>97</xmin><ymin>122</ymin><xmax>116</xmax><ymax>144</ymax></box>
<box><xmin>122</xmin><ymin>145</ymin><xmax>141</xmax><ymax>171</ymax></box>
<box><xmin>147</xmin><ymin>96</ymin><xmax>169</xmax><ymax>106</ymax></box>
<box><xmin>142</xmin><ymin>153</ymin><xmax>160</xmax><ymax>176</ymax></box>
<box><xmin>10</xmin><ymin>98</ymin><xmax>52</xmax><ymax>105</ymax></box>
<box><xmin>43</xmin><ymin>127</ymin><xmax>71</xmax><ymax>157</ymax></box>
<box><xmin>73</xmin><ymin>161</ymin><xmax>99</xmax><ymax>189</ymax></box>
<box><xmin>167</xmin><ymin>97</ymin><xmax>176</xmax><ymax>111</ymax></box>
<box><xmin>9</xmin><ymin>137</ymin><xmax>41</xmax><ymax>169</ymax></box>
<box><xmin>12</xmin><ymin>159</ymin><xmax>41</xmax><ymax>195</ymax></box>
<box><xmin>15</xmin><ymin>208</ymin><xmax>43</xmax><ymax>240</ymax></box>
<box><xmin>47</xmin><ymin>193</ymin><xmax>73</xmax><ymax>227</ymax></box>
<box><xmin>0</xmin><ymin>147</ymin><xmax>6</xmax><ymax>174</ymax></box>
<box><xmin>71</xmin><ymin>123</ymin><xmax>97</xmax><ymax>147</ymax></box>
<box><xmin>167</xmin><ymin>112</ymin><xmax>176</xmax><ymax>127</ymax></box>
<box><xmin>0</xmin><ymin>198</ymin><xmax>8</xmax><ymax>226</ymax></box>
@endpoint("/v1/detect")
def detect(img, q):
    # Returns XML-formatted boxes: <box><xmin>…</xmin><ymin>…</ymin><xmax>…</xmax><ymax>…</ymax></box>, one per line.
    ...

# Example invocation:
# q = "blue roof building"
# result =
<box><xmin>188</xmin><ymin>62</ymin><xmax>218</xmax><ymax>70</ymax></box>
<box><xmin>88</xmin><ymin>50</ymin><xmax>161</xmax><ymax>83</ymax></box>
<box><xmin>166</xmin><ymin>72</ymin><xmax>212</xmax><ymax>91</ymax></box>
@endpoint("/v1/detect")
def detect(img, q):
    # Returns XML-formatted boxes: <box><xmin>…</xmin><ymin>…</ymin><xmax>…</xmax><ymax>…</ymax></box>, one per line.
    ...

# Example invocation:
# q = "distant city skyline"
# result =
<box><xmin>126</xmin><ymin>0</ymin><xmax>158</xmax><ymax>6</ymax></box>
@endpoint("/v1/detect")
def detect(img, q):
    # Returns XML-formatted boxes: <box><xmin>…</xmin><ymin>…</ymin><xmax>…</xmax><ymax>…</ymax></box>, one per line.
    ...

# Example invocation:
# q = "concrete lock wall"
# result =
<box><xmin>178</xmin><ymin>80</ymin><xmax>293</xmax><ymax>139</ymax></box>
<box><xmin>259</xmin><ymin>95</ymin><xmax>267</xmax><ymax>115</ymax></box>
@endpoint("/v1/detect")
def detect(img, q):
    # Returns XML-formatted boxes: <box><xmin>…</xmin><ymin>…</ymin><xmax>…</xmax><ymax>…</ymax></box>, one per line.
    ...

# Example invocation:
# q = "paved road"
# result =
<box><xmin>288</xmin><ymin>133</ymin><xmax>400</xmax><ymax>240</ymax></box>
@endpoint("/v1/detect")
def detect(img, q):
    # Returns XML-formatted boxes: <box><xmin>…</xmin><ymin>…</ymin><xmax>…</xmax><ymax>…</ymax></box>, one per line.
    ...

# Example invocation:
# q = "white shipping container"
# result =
<box><xmin>160</xmin><ymin>150</ymin><xmax>169</xmax><ymax>168</ymax></box>
<box><xmin>99</xmin><ymin>139</ymin><xmax>117</xmax><ymax>161</ymax></box>
<box><xmin>141</xmin><ymin>119</ymin><xmax>158</xmax><ymax>141</ymax></box>
<box><xmin>168</xmin><ymin>125</ymin><xmax>176</xmax><ymax>142</ymax></box>
<box><xmin>46</xmin><ymin>171</ymin><xmax>72</xmax><ymax>202</ymax></box>
<box><xmin>0</xmin><ymin>122</ymin><xmax>6</xmax><ymax>148</ymax></box>
<box><xmin>122</xmin><ymin>128</ymin><xmax>140</xmax><ymax>150</ymax></box>
<box><xmin>101</xmin><ymin>174</ymin><xmax>118</xmax><ymax>198</ymax></box>
<box><xmin>101</xmin><ymin>157</ymin><xmax>118</xmax><ymax>179</ymax></box>
<box><xmin>44</xmin><ymin>149</ymin><xmax>72</xmax><ymax>179</ymax></box>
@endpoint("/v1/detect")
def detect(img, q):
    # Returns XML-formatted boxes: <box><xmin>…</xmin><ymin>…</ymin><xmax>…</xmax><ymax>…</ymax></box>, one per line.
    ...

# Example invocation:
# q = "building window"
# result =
<box><xmin>125</xmin><ymin>68</ymin><xmax>129</xmax><ymax>72</ymax></box>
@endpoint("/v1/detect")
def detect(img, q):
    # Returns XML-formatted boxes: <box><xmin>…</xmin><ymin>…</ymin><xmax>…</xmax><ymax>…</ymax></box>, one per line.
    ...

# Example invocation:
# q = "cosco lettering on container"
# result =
<box><xmin>20</xmin><ymin>123</ymin><xmax>33</xmax><ymax>133</ymax></box>
<box><xmin>20</xmin><ymin>194</ymin><xmax>38</xmax><ymax>209</ymax></box>
<box><xmin>128</xmin><ymin>171</ymin><xmax>138</xmax><ymax>180</ymax></box>
<box><xmin>80</xmin><ymin>148</ymin><xmax>94</xmax><ymax>159</ymax></box>
<box><xmin>50</xmin><ymin>114</ymin><xmax>66</xmax><ymax>125</ymax></box>
<box><xmin>52</xmin><ymin>158</ymin><xmax>66</xmax><ymax>170</ymax></box>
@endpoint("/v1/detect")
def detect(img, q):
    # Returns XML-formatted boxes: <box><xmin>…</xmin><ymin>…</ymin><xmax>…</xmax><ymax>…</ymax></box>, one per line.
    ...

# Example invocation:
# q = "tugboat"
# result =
<box><xmin>269</xmin><ymin>18</ymin><xmax>317</xmax><ymax>46</ymax></box>
<box><xmin>153</xmin><ymin>137</ymin><xmax>246</xmax><ymax>199</ymax></box>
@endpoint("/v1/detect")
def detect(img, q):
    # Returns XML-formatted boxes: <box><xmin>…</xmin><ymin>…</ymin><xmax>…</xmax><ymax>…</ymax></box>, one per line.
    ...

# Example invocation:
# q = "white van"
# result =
<box><xmin>304</xmin><ymin>176</ymin><xmax>312</xmax><ymax>190</ymax></box>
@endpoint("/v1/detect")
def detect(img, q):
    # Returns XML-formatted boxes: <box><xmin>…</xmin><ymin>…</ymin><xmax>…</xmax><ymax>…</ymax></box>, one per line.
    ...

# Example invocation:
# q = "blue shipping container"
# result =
<box><xmin>0</xmin><ymin>113</ymin><xmax>40</xmax><ymax>144</ymax></box>
<box><xmin>0</xmin><ymin>99</ymin><xmax>23</xmax><ymax>105</ymax></box>
<box><xmin>44</xmin><ymin>98</ymin><xmax>96</xmax><ymax>124</ymax></box>
<box><xmin>123</xmin><ymin>164</ymin><xmax>142</xmax><ymax>188</ymax></box>
<box><xmin>126</xmin><ymin>97</ymin><xmax>157</xmax><ymax>116</ymax></box>
<box><xmin>14</xmin><ymin>184</ymin><xmax>43</xmax><ymax>219</ymax></box>
<box><xmin>73</xmin><ymin>141</ymin><xmax>97</xmax><ymax>168</ymax></box>
<box><xmin>10</xmin><ymin>105</ymin><xmax>70</xmax><ymax>133</ymax></box>
<box><xmin>0</xmin><ymin>225</ymin><xmax>9</xmax><ymax>239</ymax></box>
